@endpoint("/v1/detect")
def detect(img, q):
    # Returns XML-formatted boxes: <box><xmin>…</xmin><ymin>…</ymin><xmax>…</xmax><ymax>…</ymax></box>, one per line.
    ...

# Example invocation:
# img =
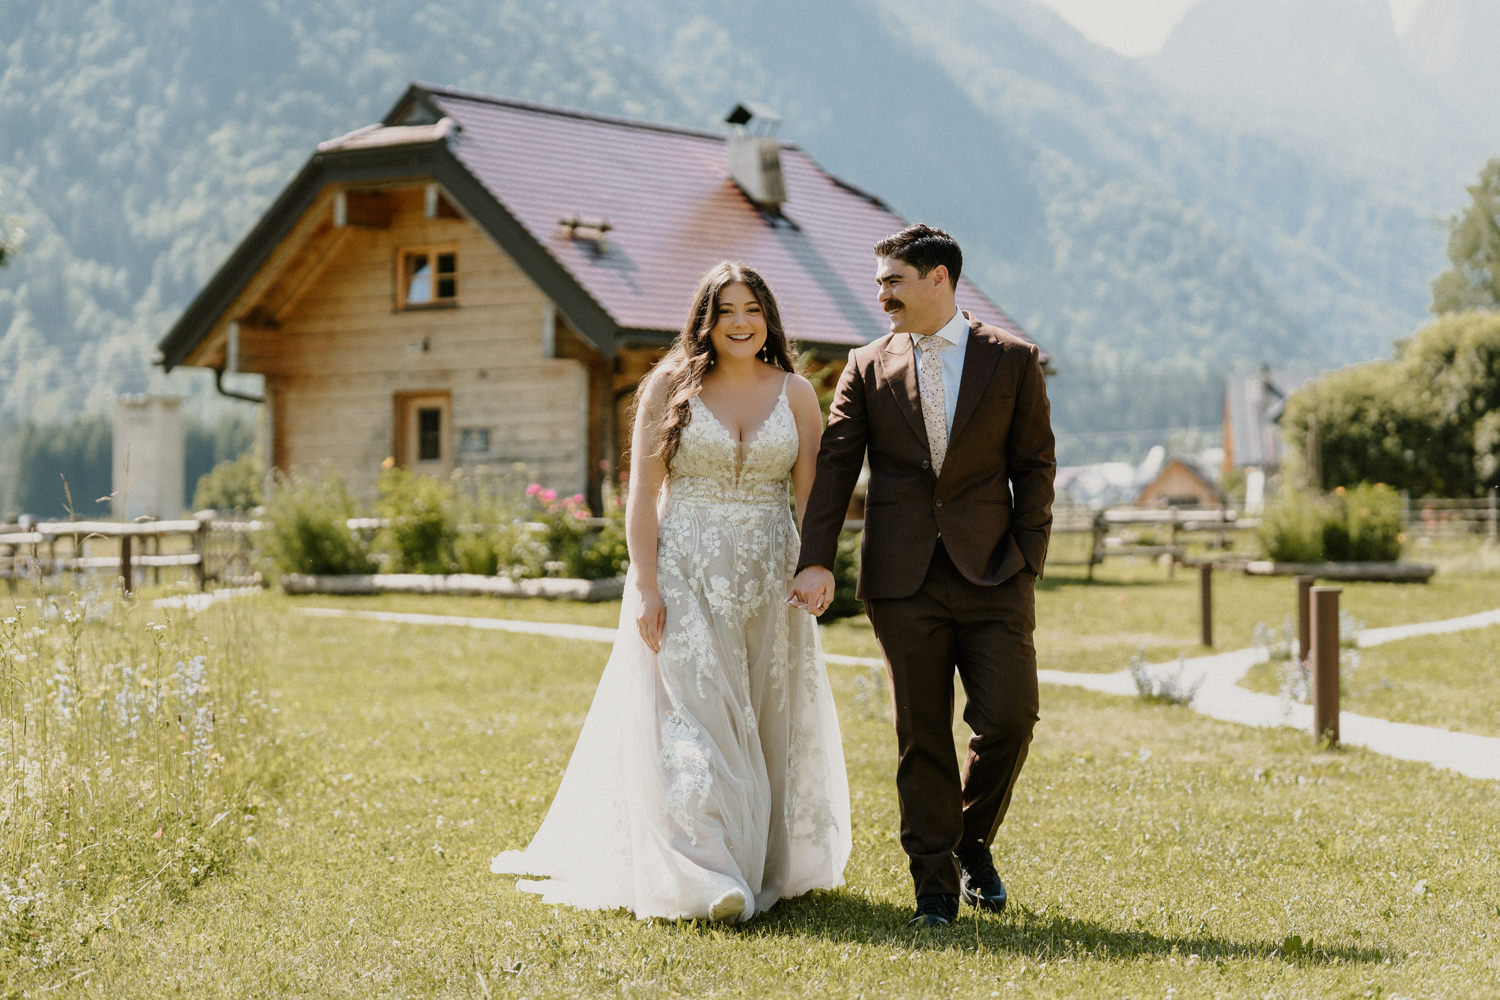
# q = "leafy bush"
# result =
<box><xmin>192</xmin><ymin>450</ymin><xmax>263</xmax><ymax>513</ymax></box>
<box><xmin>1259</xmin><ymin>483</ymin><xmax>1403</xmax><ymax>563</ymax></box>
<box><xmin>523</xmin><ymin>484</ymin><xmax>629</xmax><ymax>581</ymax></box>
<box><xmin>572</xmin><ymin>487</ymin><xmax>629</xmax><ymax>581</ymax></box>
<box><xmin>259</xmin><ymin>470</ymin><xmax>373</xmax><ymax>576</ymax></box>
<box><xmin>373</xmin><ymin>467</ymin><xmax>456</xmax><ymax>574</ymax></box>
<box><xmin>450</xmin><ymin>466</ymin><xmax>540</xmax><ymax>578</ymax></box>
<box><xmin>1259</xmin><ymin>487</ymin><xmax>1331</xmax><ymax>562</ymax></box>
<box><xmin>1337</xmin><ymin>483</ymin><xmax>1404</xmax><ymax>562</ymax></box>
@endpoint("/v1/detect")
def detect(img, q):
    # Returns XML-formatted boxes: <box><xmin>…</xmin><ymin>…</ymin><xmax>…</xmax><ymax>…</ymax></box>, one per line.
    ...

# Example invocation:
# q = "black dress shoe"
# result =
<box><xmin>907</xmin><ymin>894</ymin><xmax>959</xmax><ymax>927</ymax></box>
<box><xmin>955</xmin><ymin>846</ymin><xmax>1008</xmax><ymax>912</ymax></box>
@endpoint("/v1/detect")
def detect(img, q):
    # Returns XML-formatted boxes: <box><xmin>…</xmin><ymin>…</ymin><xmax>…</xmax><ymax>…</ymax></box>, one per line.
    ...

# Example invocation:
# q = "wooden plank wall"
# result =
<box><xmin>261</xmin><ymin>186</ymin><xmax>591</xmax><ymax>499</ymax></box>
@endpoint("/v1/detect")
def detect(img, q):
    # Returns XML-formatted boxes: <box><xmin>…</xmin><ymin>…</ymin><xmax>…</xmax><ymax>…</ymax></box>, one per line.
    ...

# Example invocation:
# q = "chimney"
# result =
<box><xmin>725</xmin><ymin>103</ymin><xmax>786</xmax><ymax>212</ymax></box>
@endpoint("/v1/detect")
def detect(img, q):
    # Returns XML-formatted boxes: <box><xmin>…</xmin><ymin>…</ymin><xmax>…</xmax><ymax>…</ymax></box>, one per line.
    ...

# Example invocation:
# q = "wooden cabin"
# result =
<box><xmin>1135</xmin><ymin>458</ymin><xmax>1226</xmax><ymax>508</ymax></box>
<box><xmin>158</xmin><ymin>84</ymin><xmax>1032</xmax><ymax>509</ymax></box>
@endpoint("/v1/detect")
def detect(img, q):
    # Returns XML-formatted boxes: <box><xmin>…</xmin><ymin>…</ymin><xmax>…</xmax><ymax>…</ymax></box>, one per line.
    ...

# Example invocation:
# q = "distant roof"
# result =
<box><xmin>159</xmin><ymin>83</ymin><xmax>1032</xmax><ymax>370</ymax></box>
<box><xmin>1224</xmin><ymin>367</ymin><xmax>1316</xmax><ymax>469</ymax></box>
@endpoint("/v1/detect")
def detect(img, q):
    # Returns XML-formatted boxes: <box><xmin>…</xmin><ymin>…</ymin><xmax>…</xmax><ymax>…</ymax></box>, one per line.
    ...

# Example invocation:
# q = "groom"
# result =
<box><xmin>790</xmin><ymin>224</ymin><xmax>1055</xmax><ymax>927</ymax></box>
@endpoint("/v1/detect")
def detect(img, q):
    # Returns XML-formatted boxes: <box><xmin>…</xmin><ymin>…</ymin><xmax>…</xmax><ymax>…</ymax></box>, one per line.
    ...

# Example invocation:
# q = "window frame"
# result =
<box><xmin>396</xmin><ymin>244</ymin><xmax>459</xmax><ymax>310</ymax></box>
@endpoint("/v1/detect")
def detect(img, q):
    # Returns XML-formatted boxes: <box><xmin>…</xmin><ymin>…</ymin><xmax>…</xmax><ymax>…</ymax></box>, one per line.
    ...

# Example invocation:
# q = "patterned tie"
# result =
<box><xmin>916</xmin><ymin>335</ymin><xmax>948</xmax><ymax>476</ymax></box>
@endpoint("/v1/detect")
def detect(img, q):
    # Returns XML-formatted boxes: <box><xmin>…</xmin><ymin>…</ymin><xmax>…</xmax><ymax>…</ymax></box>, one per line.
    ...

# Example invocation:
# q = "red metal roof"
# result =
<box><xmin>413</xmin><ymin>87</ymin><xmax>1028</xmax><ymax>350</ymax></box>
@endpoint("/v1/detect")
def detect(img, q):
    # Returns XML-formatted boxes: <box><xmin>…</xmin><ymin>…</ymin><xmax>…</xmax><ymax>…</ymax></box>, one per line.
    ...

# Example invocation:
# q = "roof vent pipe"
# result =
<box><xmin>725</xmin><ymin>103</ymin><xmax>786</xmax><ymax>212</ymax></box>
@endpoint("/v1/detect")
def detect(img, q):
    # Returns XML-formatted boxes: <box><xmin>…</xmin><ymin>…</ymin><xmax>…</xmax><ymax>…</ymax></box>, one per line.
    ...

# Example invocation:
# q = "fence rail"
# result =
<box><xmin>1050</xmin><ymin>504</ymin><xmax>1258</xmax><ymax>579</ymax></box>
<box><xmin>0</xmin><ymin>514</ymin><xmax>238</xmax><ymax>593</ymax></box>
<box><xmin>1404</xmin><ymin>492</ymin><xmax>1499</xmax><ymax>541</ymax></box>
<box><xmin>4</xmin><ymin>491</ymin><xmax>1495</xmax><ymax>593</ymax></box>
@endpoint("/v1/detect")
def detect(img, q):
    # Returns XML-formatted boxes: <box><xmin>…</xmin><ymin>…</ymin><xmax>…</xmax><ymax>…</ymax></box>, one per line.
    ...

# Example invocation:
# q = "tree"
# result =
<box><xmin>1282</xmin><ymin>311</ymin><xmax>1500</xmax><ymax>497</ymax></box>
<box><xmin>1431</xmin><ymin>156</ymin><xmax>1500</xmax><ymax>314</ymax></box>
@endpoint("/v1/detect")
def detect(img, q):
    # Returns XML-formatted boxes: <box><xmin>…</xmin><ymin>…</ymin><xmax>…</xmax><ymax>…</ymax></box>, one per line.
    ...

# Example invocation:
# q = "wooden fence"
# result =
<box><xmin>4</xmin><ymin>490</ymin><xmax>1495</xmax><ymax>593</ymax></box>
<box><xmin>1050</xmin><ymin>504</ymin><xmax>1258</xmax><ymax>579</ymax></box>
<box><xmin>0</xmin><ymin>514</ymin><xmax>260</xmax><ymax>594</ymax></box>
<box><xmin>1404</xmin><ymin>491</ymin><xmax>1499</xmax><ymax>542</ymax></box>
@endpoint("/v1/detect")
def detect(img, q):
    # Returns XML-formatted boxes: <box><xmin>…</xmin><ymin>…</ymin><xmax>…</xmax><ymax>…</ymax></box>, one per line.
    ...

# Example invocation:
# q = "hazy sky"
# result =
<box><xmin>1031</xmin><ymin>0</ymin><xmax>1426</xmax><ymax>58</ymax></box>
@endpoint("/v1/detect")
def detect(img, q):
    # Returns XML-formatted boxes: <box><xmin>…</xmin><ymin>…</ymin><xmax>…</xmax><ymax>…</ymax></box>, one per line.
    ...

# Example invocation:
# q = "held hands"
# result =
<box><xmin>635</xmin><ymin>582</ymin><xmax>666</xmax><ymax>652</ymax></box>
<box><xmin>786</xmin><ymin>565</ymin><xmax>836</xmax><ymax>618</ymax></box>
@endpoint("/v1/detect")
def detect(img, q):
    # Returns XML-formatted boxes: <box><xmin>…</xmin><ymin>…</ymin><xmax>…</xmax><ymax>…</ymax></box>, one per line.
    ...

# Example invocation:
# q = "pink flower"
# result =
<box><xmin>540</xmin><ymin>488</ymin><xmax>557</xmax><ymax>503</ymax></box>
<box><xmin>572</xmin><ymin>510</ymin><xmax>589</xmax><ymax>520</ymax></box>
<box><xmin>570</xmin><ymin>494</ymin><xmax>585</xmax><ymax>505</ymax></box>
<box><xmin>526</xmin><ymin>483</ymin><xmax>542</xmax><ymax>496</ymax></box>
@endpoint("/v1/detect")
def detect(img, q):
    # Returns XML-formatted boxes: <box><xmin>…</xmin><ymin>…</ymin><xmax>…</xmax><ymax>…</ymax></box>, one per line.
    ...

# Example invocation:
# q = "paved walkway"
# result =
<box><xmin>293</xmin><ymin>605</ymin><xmax>1500</xmax><ymax>782</ymax></box>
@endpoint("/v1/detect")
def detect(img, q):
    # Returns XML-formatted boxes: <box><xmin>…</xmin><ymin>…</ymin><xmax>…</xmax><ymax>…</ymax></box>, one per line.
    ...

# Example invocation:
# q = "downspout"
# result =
<box><xmin>213</xmin><ymin>367</ymin><xmax>264</xmax><ymax>404</ymax></box>
<box><xmin>214</xmin><ymin>323</ymin><xmax>264</xmax><ymax>403</ymax></box>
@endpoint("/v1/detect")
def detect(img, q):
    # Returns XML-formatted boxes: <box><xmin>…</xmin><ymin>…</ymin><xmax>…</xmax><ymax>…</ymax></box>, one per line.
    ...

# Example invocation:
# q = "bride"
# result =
<box><xmin>491</xmin><ymin>262</ymin><xmax>851</xmax><ymax>922</ymax></box>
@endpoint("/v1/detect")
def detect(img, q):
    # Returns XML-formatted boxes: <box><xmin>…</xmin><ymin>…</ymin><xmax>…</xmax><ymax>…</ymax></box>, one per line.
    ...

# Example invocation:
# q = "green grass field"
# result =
<box><xmin>4</xmin><ymin>557</ymin><xmax>1499</xmax><ymax>997</ymax></box>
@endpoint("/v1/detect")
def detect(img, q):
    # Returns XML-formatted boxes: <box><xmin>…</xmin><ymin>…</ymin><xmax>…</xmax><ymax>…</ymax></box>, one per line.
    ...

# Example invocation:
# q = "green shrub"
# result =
<box><xmin>523</xmin><ymin>484</ymin><xmax>628</xmax><ymax>581</ymax></box>
<box><xmin>1341</xmin><ymin>482</ymin><xmax>1403</xmax><ymax>561</ymax></box>
<box><xmin>373</xmin><ymin>467</ymin><xmax>456</xmax><ymax>574</ymax></box>
<box><xmin>1259</xmin><ymin>482</ymin><xmax>1404</xmax><ymax>563</ymax></box>
<box><xmin>192</xmin><ymin>450</ymin><xmax>263</xmax><ymax>513</ymax></box>
<box><xmin>1259</xmin><ymin>486</ymin><xmax>1330</xmax><ymax>562</ymax></box>
<box><xmin>259</xmin><ymin>470</ymin><xmax>373</xmax><ymax>576</ymax></box>
<box><xmin>572</xmin><ymin>487</ymin><xmax>629</xmax><ymax>581</ymax></box>
<box><xmin>450</xmin><ymin>466</ymin><xmax>537</xmax><ymax>578</ymax></box>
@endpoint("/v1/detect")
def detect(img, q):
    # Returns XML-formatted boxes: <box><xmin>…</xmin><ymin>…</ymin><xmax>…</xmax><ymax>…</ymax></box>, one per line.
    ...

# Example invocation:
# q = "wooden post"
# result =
<box><xmin>1311</xmin><ymin>586</ymin><xmax>1341</xmax><ymax>745</ymax></box>
<box><xmin>1296</xmin><ymin>574</ymin><xmax>1315</xmax><ymax>663</ymax></box>
<box><xmin>194</xmin><ymin>512</ymin><xmax>211</xmax><ymax>592</ymax></box>
<box><xmin>119</xmin><ymin>534</ymin><xmax>133</xmax><ymax>595</ymax></box>
<box><xmin>1088</xmin><ymin>511</ymin><xmax>1106</xmax><ymax>582</ymax></box>
<box><xmin>1166</xmin><ymin>509</ymin><xmax>1178</xmax><ymax>579</ymax></box>
<box><xmin>1199</xmin><ymin>562</ymin><xmax>1213</xmax><ymax>647</ymax></box>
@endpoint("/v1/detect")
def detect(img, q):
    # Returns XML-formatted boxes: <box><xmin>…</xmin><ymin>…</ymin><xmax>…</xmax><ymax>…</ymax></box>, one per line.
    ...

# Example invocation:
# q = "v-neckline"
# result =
<box><xmin>693</xmin><ymin>381</ymin><xmax>786</xmax><ymax>448</ymax></box>
<box><xmin>692</xmin><ymin>381</ymin><xmax>787</xmax><ymax>479</ymax></box>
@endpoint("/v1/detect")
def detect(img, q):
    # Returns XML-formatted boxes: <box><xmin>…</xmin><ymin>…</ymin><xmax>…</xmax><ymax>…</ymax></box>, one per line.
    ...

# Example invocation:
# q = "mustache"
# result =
<box><xmin>884</xmin><ymin>299</ymin><xmax>904</xmax><ymax>313</ymax></box>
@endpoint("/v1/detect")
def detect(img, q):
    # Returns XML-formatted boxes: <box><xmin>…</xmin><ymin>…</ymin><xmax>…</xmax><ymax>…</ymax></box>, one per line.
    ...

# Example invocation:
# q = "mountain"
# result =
<box><xmin>1146</xmin><ymin>0</ymin><xmax>1495</xmax><ymax>197</ymax></box>
<box><xmin>0</xmin><ymin>0</ymin><xmax>1472</xmax><ymax>463</ymax></box>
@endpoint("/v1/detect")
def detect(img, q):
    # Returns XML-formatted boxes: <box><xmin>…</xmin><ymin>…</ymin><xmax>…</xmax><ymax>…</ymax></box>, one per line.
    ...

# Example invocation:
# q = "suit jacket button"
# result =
<box><xmin>921</xmin><ymin>459</ymin><xmax>931</xmax><ymax>469</ymax></box>
<box><xmin>935</xmin><ymin>498</ymin><xmax>944</xmax><ymax>508</ymax></box>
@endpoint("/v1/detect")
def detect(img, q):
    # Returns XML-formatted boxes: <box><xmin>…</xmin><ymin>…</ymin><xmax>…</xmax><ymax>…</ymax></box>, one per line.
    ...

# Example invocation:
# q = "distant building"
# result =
<box><xmin>157</xmin><ymin>83</ymin><xmax>1035</xmax><ymax>507</ymax></box>
<box><xmin>1222</xmin><ymin>366</ymin><xmax>1316</xmax><ymax>478</ymax></box>
<box><xmin>1135</xmin><ymin>457</ymin><xmax>1225</xmax><ymax>508</ymax></box>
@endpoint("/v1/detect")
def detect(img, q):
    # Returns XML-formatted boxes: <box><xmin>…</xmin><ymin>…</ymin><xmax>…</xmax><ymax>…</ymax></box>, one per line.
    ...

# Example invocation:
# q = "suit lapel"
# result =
<box><xmin>878</xmin><ymin>333</ymin><xmax>930</xmax><ymax>447</ymax></box>
<box><xmin>950</xmin><ymin>318</ymin><xmax>999</xmax><ymax>446</ymax></box>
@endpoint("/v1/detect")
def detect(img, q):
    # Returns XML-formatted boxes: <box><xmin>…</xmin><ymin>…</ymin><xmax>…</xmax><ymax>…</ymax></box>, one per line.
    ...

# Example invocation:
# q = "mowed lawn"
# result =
<box><xmin>25</xmin><ymin>564</ymin><xmax>1500</xmax><ymax>998</ymax></box>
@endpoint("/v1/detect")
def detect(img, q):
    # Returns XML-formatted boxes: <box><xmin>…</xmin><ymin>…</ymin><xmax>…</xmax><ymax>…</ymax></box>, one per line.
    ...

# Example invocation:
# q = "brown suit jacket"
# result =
<box><xmin>798</xmin><ymin>314</ymin><xmax>1056</xmax><ymax>601</ymax></box>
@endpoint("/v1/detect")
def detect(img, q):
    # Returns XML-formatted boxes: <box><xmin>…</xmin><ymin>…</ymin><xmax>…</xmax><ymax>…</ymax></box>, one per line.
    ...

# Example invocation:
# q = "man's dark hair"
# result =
<box><xmin>874</xmin><ymin>224</ymin><xmax>962</xmax><ymax>286</ymax></box>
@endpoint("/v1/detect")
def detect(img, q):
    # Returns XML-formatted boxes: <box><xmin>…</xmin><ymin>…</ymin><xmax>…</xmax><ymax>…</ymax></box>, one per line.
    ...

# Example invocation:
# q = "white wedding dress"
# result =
<box><xmin>491</xmin><ymin>380</ymin><xmax>851</xmax><ymax>921</ymax></box>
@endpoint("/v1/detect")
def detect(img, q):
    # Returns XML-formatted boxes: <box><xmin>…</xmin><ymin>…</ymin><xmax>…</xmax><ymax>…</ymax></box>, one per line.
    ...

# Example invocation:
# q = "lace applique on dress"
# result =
<box><xmin>660</xmin><ymin>711</ymin><xmax>712</xmax><ymax>844</ymax></box>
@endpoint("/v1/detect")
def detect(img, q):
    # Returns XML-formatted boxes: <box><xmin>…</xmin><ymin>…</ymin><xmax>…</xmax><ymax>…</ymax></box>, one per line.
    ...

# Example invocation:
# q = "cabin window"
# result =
<box><xmin>398</xmin><ymin>246</ymin><xmax>458</xmax><ymax>308</ymax></box>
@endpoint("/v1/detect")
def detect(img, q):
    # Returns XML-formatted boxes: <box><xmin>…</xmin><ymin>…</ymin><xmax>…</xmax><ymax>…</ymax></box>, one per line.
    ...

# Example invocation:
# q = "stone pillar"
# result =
<box><xmin>113</xmin><ymin>396</ymin><xmax>184</xmax><ymax>520</ymax></box>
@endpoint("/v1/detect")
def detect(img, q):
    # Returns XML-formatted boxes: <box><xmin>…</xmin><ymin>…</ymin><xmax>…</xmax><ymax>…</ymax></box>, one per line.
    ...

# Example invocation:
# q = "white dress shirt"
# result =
<box><xmin>910</xmin><ymin>310</ymin><xmax>968</xmax><ymax>434</ymax></box>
